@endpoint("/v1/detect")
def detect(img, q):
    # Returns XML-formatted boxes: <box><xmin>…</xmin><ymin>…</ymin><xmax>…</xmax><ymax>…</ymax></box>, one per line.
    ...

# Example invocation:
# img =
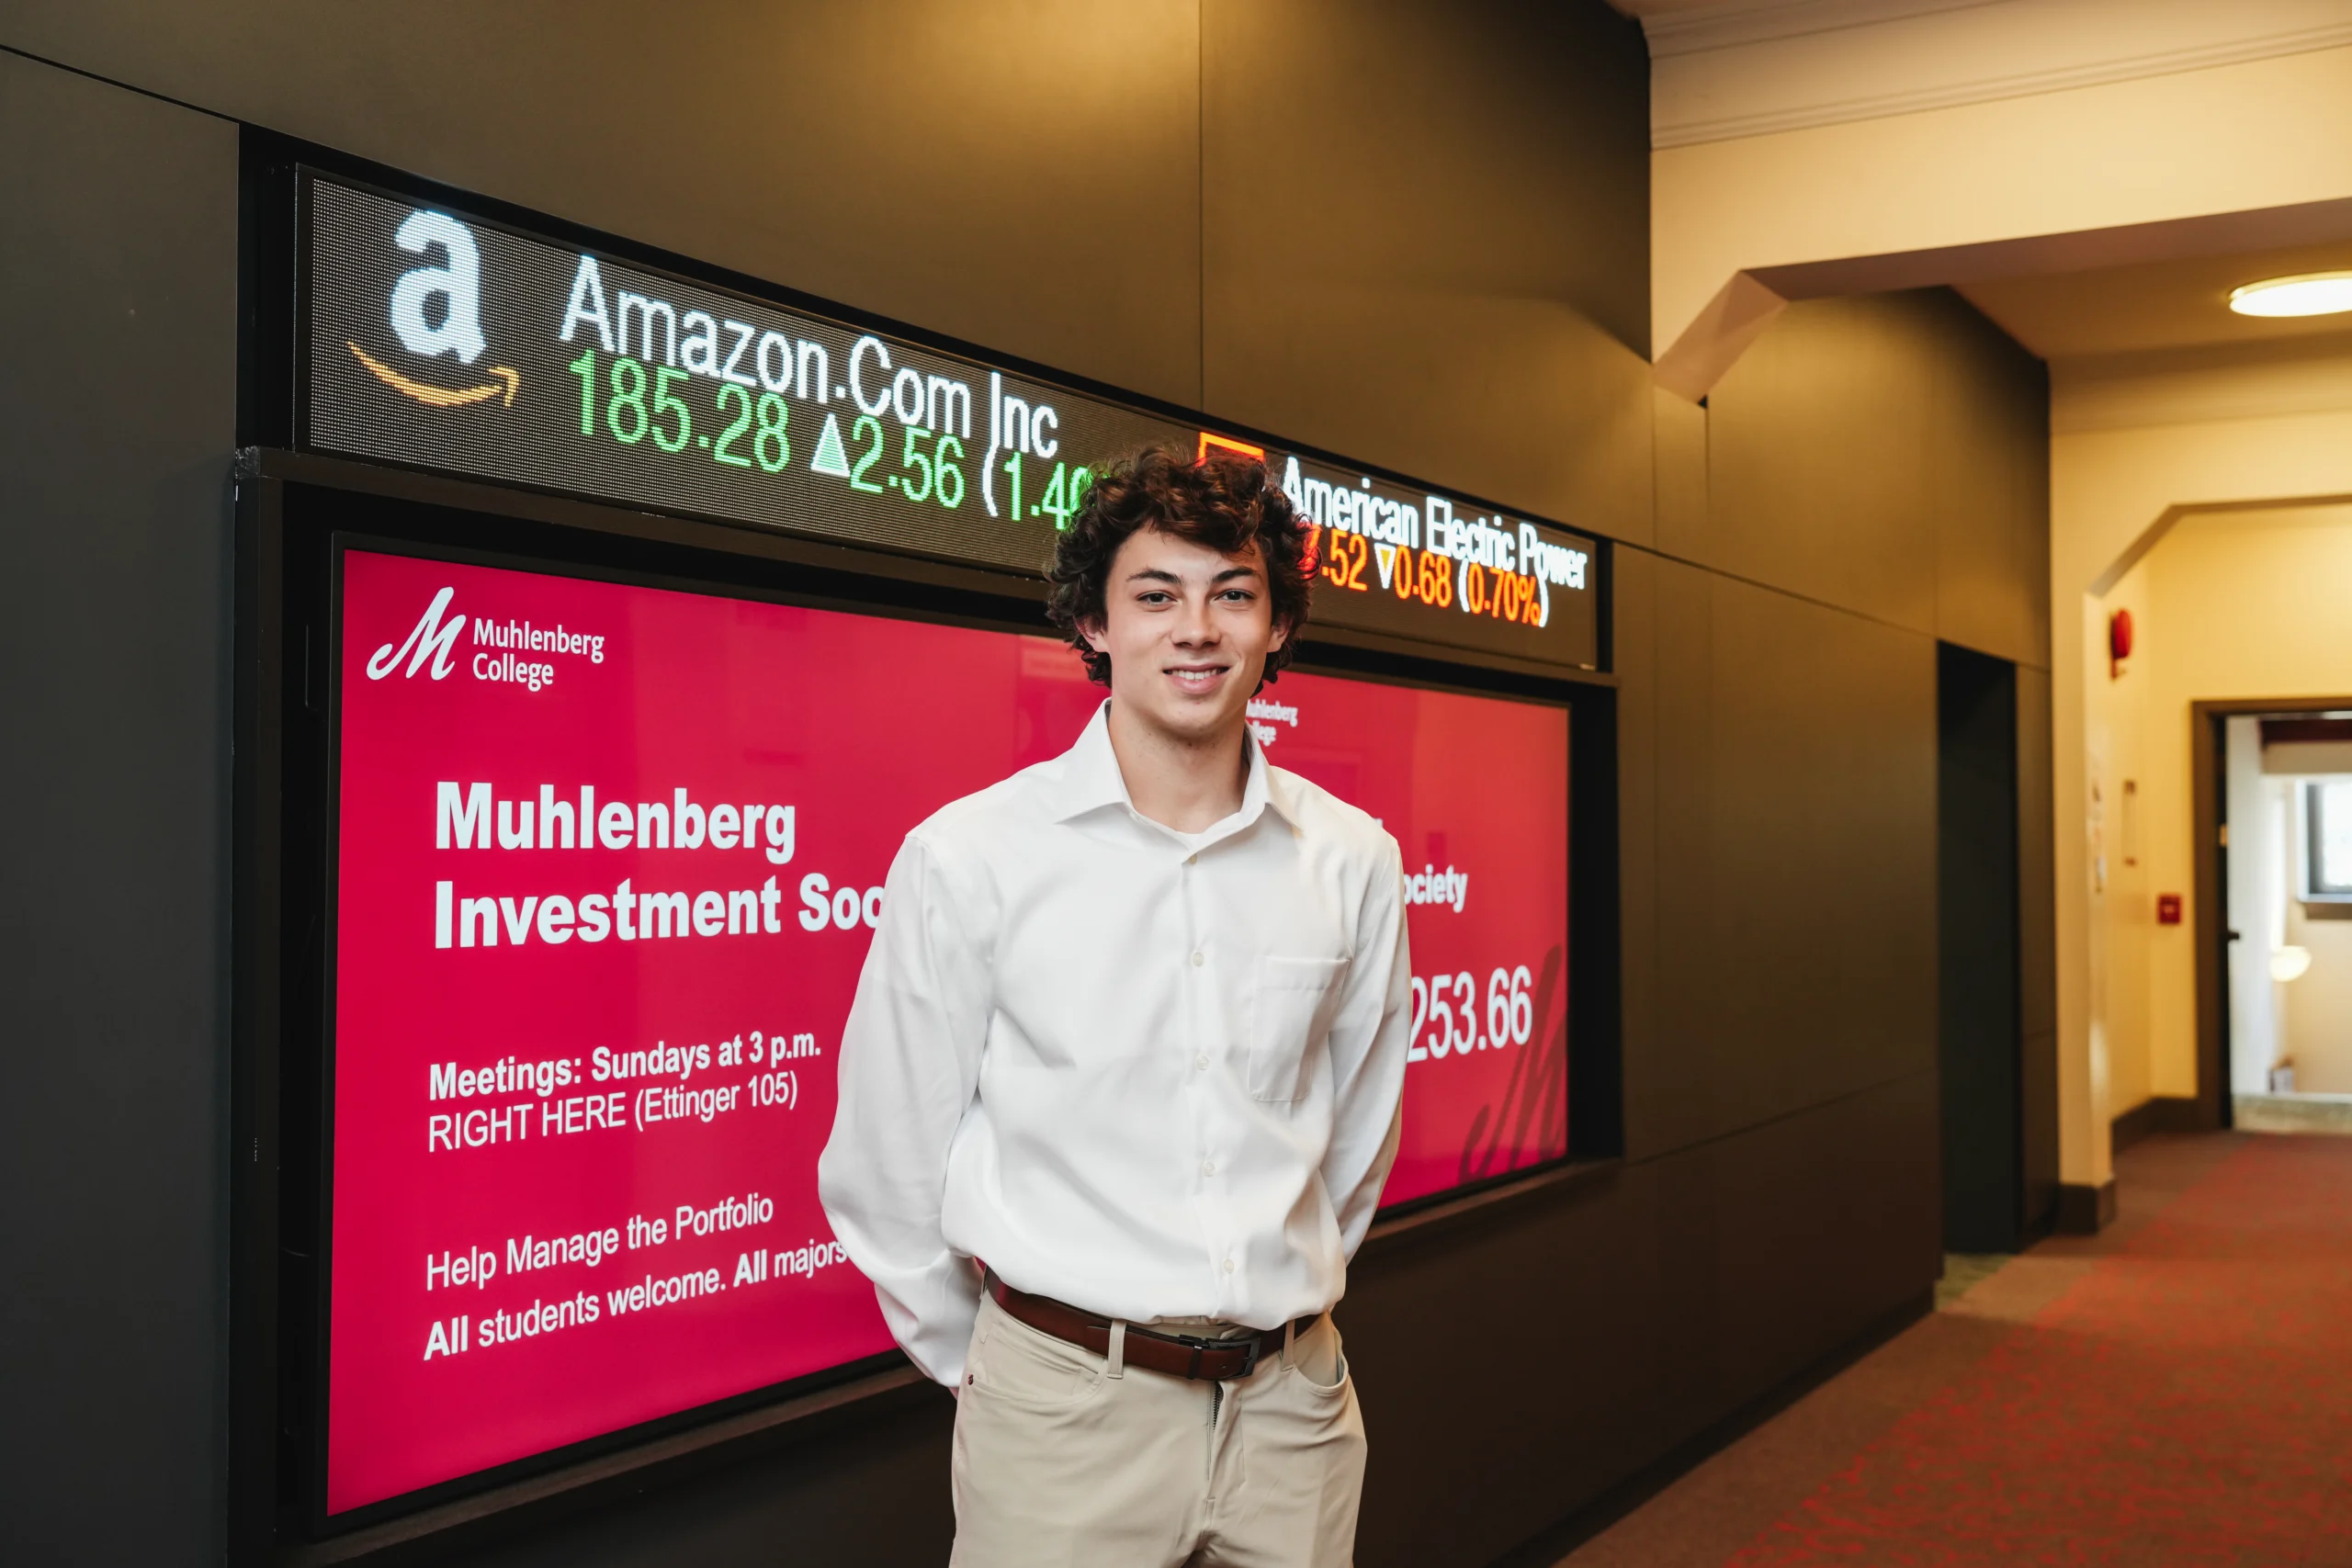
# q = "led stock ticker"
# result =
<box><xmin>558</xmin><ymin>343</ymin><xmax>1096</xmax><ymax>535</ymax></box>
<box><xmin>550</xmin><ymin>244</ymin><xmax>1101</xmax><ymax>534</ymax></box>
<box><xmin>1284</xmin><ymin>455</ymin><xmax>1588</xmax><ymax>631</ymax></box>
<box><xmin>300</xmin><ymin>175</ymin><xmax>1600</xmax><ymax>668</ymax></box>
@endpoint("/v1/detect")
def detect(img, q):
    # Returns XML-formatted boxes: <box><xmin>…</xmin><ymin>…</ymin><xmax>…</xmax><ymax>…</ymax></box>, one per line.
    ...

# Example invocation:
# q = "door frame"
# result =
<box><xmin>2189</xmin><ymin>695</ymin><xmax>2352</xmax><ymax>1126</ymax></box>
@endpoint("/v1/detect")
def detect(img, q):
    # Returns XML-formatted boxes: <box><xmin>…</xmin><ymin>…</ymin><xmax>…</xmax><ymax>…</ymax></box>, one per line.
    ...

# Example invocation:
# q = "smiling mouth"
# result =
<box><xmin>1165</xmin><ymin>663</ymin><xmax>1230</xmax><ymax>694</ymax></box>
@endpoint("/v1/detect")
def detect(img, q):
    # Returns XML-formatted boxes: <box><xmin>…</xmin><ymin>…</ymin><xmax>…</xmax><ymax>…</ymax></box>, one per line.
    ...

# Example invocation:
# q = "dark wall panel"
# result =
<box><xmin>1930</xmin><ymin>301</ymin><xmax>2052</xmax><ymax>671</ymax></box>
<box><xmin>1710</xmin><ymin>1071</ymin><xmax>1940</xmax><ymax>1411</ymax></box>
<box><xmin>1635</xmin><ymin>562</ymin><xmax>1939</xmax><ymax>1160</ymax></box>
<box><xmin>1348</xmin><ymin>1164</ymin><xmax>1687</xmax><ymax>1568</ymax></box>
<box><xmin>1</xmin><ymin>2</ymin><xmax>1207</xmax><ymax>408</ymax></box>
<box><xmin>1615</xmin><ymin>546</ymin><xmax>1662</xmax><ymax>1137</ymax></box>
<box><xmin>0</xmin><ymin>51</ymin><xmax>239</xmax><ymax>1566</ymax></box>
<box><xmin>1636</xmin><ymin>558</ymin><xmax>1721</xmax><ymax>1158</ymax></box>
<box><xmin>1702</xmin><ymin>574</ymin><xmax>1939</xmax><ymax>1123</ymax></box>
<box><xmin>1702</xmin><ymin>292</ymin><xmax>1941</xmax><ymax>633</ymax></box>
<box><xmin>1201</xmin><ymin>0</ymin><xmax>1655</xmax><ymax>545</ymax></box>
<box><xmin>1682</xmin><ymin>288</ymin><xmax>2048</xmax><ymax>663</ymax></box>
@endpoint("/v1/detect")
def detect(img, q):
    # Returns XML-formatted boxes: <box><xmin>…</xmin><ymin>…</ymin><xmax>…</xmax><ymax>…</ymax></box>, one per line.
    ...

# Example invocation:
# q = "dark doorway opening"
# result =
<box><xmin>1939</xmin><ymin>643</ymin><xmax>2024</xmax><ymax>1253</ymax></box>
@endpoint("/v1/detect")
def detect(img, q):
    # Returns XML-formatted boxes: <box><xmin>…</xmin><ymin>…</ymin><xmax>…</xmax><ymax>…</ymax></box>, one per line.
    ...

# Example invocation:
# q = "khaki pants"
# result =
<box><xmin>948</xmin><ymin>1293</ymin><xmax>1367</xmax><ymax>1567</ymax></box>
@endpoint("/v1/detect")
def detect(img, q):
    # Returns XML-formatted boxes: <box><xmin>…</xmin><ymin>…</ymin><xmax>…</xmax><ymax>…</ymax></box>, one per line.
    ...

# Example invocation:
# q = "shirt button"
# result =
<box><xmin>1191</xmin><ymin>951</ymin><xmax>1204</xmax><ymax>967</ymax></box>
<box><xmin>1195</xmin><ymin>1055</ymin><xmax>1209</xmax><ymax>1070</ymax></box>
<box><xmin>1203</xmin><ymin>1160</ymin><xmax>1216</xmax><ymax>1176</ymax></box>
<box><xmin>1186</xmin><ymin>853</ymin><xmax>1197</xmax><ymax>865</ymax></box>
<box><xmin>1223</xmin><ymin>1258</ymin><xmax>1236</xmax><ymax>1273</ymax></box>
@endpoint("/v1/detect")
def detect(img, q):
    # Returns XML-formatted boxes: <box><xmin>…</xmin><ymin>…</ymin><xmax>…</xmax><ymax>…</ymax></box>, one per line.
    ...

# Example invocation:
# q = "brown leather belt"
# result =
<box><xmin>984</xmin><ymin>1270</ymin><xmax>1315</xmax><ymax>1382</ymax></box>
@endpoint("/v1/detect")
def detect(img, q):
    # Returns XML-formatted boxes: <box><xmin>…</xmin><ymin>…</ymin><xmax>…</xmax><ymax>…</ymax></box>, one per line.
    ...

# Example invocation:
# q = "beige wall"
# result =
<box><xmin>2050</xmin><ymin>333</ymin><xmax>2352</xmax><ymax>1169</ymax></box>
<box><xmin>2080</xmin><ymin>502</ymin><xmax>2352</xmax><ymax>1122</ymax></box>
<box><xmin>2285</xmin><ymin>896</ymin><xmax>2352</xmax><ymax>1094</ymax></box>
<box><xmin>2087</xmin><ymin>558</ymin><xmax>2154</xmax><ymax>1114</ymax></box>
<box><xmin>1651</xmin><ymin>27</ymin><xmax>2352</xmax><ymax>373</ymax></box>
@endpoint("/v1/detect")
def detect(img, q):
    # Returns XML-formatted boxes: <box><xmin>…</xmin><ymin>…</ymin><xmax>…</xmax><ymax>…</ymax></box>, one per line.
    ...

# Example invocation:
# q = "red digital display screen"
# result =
<box><xmin>326</xmin><ymin>547</ymin><xmax>1567</xmax><ymax>1513</ymax></box>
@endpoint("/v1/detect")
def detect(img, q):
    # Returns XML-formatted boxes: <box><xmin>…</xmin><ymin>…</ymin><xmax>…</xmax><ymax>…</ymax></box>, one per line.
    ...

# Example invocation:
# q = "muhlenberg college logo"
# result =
<box><xmin>348</xmin><ymin>209</ymin><xmax>520</xmax><ymax>410</ymax></box>
<box><xmin>367</xmin><ymin>586</ymin><xmax>607</xmax><ymax>693</ymax></box>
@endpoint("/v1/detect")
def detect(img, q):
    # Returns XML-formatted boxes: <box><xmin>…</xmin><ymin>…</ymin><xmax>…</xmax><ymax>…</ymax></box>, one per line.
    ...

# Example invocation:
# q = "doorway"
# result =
<box><xmin>1939</xmin><ymin>643</ymin><xmax>2027</xmax><ymax>1250</ymax></box>
<box><xmin>2199</xmin><ymin>701</ymin><xmax>2352</xmax><ymax>1135</ymax></box>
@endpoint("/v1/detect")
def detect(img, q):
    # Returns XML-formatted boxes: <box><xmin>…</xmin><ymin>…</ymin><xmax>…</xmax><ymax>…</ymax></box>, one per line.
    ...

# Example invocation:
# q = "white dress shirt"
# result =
<box><xmin>817</xmin><ymin>701</ymin><xmax>1411</xmax><ymax>1386</ymax></box>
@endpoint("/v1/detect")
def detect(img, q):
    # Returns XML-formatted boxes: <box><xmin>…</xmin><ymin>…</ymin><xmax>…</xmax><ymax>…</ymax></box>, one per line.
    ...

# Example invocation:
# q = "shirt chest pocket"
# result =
<box><xmin>1248</xmin><ymin>954</ymin><xmax>1351</xmax><ymax>1103</ymax></box>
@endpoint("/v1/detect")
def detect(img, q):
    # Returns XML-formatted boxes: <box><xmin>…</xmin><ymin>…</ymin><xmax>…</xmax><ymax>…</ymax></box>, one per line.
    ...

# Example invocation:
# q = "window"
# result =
<box><xmin>2306</xmin><ymin>781</ymin><xmax>2352</xmax><ymax>898</ymax></box>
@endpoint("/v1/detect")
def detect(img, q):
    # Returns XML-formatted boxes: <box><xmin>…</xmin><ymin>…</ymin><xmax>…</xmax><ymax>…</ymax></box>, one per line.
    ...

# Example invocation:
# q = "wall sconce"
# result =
<box><xmin>2271</xmin><ymin>945</ymin><xmax>2313</xmax><ymax>983</ymax></box>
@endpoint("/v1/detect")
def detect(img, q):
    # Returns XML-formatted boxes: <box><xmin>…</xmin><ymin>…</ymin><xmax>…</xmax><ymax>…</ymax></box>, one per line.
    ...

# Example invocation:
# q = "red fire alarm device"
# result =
<box><xmin>2109</xmin><ymin>608</ymin><xmax>2134</xmax><ymax>678</ymax></box>
<box><xmin>2157</xmin><ymin>893</ymin><xmax>2182</xmax><ymax>925</ymax></box>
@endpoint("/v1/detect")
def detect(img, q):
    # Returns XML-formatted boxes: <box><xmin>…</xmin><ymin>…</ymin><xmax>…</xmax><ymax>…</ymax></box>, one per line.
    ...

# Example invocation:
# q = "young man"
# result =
<box><xmin>818</xmin><ymin>446</ymin><xmax>1411</xmax><ymax>1565</ymax></box>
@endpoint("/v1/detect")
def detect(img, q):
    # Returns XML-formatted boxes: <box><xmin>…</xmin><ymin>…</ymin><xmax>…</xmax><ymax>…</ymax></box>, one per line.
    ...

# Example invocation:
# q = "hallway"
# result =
<box><xmin>1560</xmin><ymin>1134</ymin><xmax>2352</xmax><ymax>1566</ymax></box>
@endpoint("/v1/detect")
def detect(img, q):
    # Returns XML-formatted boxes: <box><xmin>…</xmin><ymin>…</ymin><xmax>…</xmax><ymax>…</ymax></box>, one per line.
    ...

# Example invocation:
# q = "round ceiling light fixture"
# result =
<box><xmin>2228</xmin><ymin>271</ymin><xmax>2352</xmax><ymax>318</ymax></box>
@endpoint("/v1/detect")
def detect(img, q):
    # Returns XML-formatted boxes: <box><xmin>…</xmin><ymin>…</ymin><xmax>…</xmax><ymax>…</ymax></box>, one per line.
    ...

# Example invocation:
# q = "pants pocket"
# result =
<box><xmin>1292</xmin><ymin>1314</ymin><xmax>1349</xmax><ymax>1396</ymax></box>
<box><xmin>965</xmin><ymin>1296</ymin><xmax>1106</xmax><ymax>1411</ymax></box>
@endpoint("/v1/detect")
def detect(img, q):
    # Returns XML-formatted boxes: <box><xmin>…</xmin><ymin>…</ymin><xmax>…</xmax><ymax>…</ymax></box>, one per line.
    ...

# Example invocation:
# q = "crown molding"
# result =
<box><xmin>1657</xmin><ymin>21</ymin><xmax>2352</xmax><ymax>147</ymax></box>
<box><xmin>2052</xmin><ymin>333</ymin><xmax>2352</xmax><ymax>435</ymax></box>
<box><xmin>1636</xmin><ymin>0</ymin><xmax>1999</xmax><ymax>60</ymax></box>
<box><xmin>1647</xmin><ymin>1</ymin><xmax>2352</xmax><ymax>151</ymax></box>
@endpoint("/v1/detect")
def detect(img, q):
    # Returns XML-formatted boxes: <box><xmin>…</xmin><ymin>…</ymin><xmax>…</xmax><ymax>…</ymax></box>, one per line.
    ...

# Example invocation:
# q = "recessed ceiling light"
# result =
<box><xmin>2229</xmin><ymin>272</ymin><xmax>2352</xmax><ymax>318</ymax></box>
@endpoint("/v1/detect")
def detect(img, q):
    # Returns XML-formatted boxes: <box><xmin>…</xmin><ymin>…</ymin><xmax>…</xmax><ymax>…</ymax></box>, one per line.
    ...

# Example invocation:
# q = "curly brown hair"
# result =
<box><xmin>1045</xmin><ymin>445</ymin><xmax>1314</xmax><ymax>689</ymax></box>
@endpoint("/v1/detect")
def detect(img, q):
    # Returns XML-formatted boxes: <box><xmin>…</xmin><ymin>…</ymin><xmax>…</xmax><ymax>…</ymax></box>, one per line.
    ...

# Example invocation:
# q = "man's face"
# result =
<box><xmin>1081</xmin><ymin>526</ymin><xmax>1287</xmax><ymax>745</ymax></box>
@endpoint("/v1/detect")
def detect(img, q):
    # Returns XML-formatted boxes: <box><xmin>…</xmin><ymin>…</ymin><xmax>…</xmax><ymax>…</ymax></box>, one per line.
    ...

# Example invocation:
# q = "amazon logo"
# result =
<box><xmin>352</xmin><ymin>209</ymin><xmax>519</xmax><ymax>410</ymax></box>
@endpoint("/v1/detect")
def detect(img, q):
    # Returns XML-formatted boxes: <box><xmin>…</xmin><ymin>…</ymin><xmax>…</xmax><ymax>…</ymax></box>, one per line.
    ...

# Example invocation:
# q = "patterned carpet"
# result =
<box><xmin>1563</xmin><ymin>1134</ymin><xmax>2352</xmax><ymax>1568</ymax></box>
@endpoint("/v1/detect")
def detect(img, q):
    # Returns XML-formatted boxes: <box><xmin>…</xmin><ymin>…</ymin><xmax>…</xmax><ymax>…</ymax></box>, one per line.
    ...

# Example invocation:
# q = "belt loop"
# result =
<box><xmin>1280</xmin><ymin>1316</ymin><xmax>1296</xmax><ymax>1371</ymax></box>
<box><xmin>1106</xmin><ymin>1319</ymin><xmax>1126</xmax><ymax>1379</ymax></box>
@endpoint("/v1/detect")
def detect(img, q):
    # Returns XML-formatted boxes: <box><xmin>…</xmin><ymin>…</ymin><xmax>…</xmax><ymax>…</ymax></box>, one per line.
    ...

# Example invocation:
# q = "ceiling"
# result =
<box><xmin>1958</xmin><ymin>242</ymin><xmax>2352</xmax><ymax>360</ymax></box>
<box><xmin>1604</xmin><ymin>0</ymin><xmax>2352</xmax><ymax>371</ymax></box>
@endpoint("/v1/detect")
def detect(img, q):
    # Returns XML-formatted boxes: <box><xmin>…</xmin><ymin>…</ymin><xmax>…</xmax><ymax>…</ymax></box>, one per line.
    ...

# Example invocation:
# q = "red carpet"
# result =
<box><xmin>1724</xmin><ymin>1135</ymin><xmax>2352</xmax><ymax>1567</ymax></box>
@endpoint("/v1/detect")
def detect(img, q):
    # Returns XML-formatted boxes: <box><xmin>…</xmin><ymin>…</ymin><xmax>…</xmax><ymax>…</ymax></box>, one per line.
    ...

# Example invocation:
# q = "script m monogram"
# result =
<box><xmin>368</xmin><ymin>588</ymin><xmax>463</xmax><ymax>681</ymax></box>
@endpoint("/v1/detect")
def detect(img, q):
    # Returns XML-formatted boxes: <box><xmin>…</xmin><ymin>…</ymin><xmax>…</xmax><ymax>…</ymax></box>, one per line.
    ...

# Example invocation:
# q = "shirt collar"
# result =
<box><xmin>1049</xmin><ymin>700</ymin><xmax>1299</xmax><ymax>833</ymax></box>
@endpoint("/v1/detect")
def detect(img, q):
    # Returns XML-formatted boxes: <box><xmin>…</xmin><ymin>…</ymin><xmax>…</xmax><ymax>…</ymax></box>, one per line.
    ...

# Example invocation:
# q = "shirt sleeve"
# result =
<box><xmin>1320</xmin><ymin>838</ymin><xmax>1411</xmax><ymax>1258</ymax></box>
<box><xmin>817</xmin><ymin>833</ymin><xmax>993</xmax><ymax>1385</ymax></box>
